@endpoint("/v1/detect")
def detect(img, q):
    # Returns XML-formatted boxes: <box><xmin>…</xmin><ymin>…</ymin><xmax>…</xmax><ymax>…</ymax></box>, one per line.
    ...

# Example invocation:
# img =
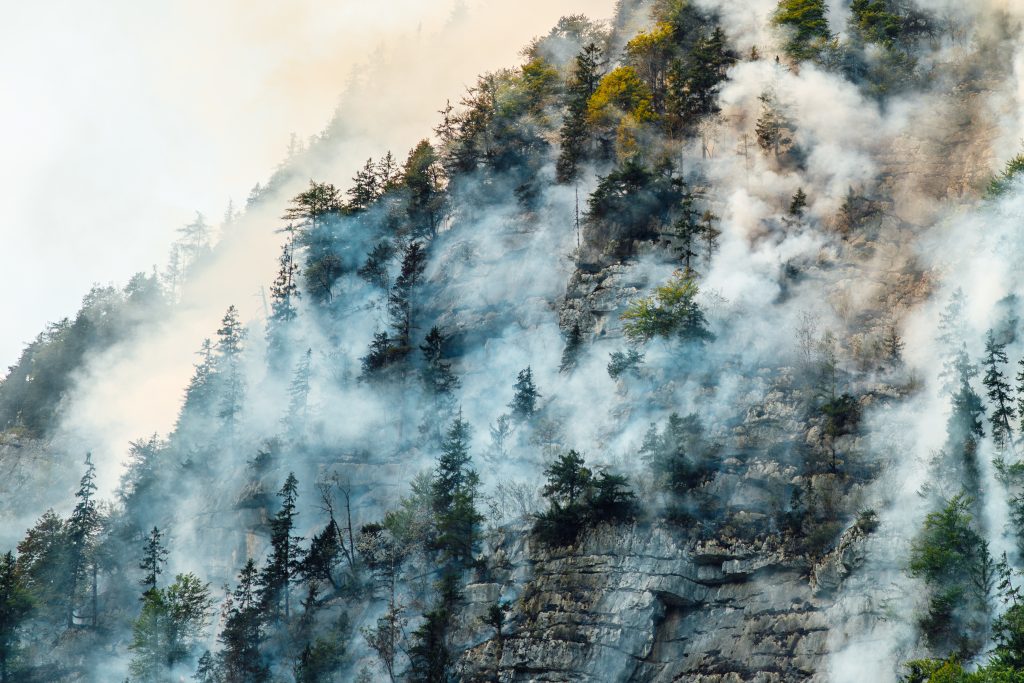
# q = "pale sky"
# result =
<box><xmin>0</xmin><ymin>0</ymin><xmax>617</xmax><ymax>369</ymax></box>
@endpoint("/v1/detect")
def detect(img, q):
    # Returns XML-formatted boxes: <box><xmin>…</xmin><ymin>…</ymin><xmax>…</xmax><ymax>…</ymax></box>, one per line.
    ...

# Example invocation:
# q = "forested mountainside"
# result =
<box><xmin>5</xmin><ymin>0</ymin><xmax>1024</xmax><ymax>680</ymax></box>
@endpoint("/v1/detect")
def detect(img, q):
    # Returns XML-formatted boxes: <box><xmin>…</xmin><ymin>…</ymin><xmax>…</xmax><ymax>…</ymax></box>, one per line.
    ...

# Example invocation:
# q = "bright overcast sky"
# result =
<box><xmin>0</xmin><ymin>0</ymin><xmax>616</xmax><ymax>369</ymax></box>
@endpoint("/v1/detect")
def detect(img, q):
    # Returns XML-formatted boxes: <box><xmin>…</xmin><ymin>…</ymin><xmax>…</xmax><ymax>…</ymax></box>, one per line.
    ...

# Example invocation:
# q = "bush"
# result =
<box><xmin>620</xmin><ymin>271</ymin><xmax>712</xmax><ymax>344</ymax></box>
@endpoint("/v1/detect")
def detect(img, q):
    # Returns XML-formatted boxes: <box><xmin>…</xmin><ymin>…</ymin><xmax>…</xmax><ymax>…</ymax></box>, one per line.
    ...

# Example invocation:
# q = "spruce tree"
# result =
<box><xmin>66</xmin><ymin>453</ymin><xmax>99</xmax><ymax>629</ymax></box>
<box><xmin>421</xmin><ymin>327</ymin><xmax>459</xmax><ymax>399</ymax></box>
<box><xmin>266</xmin><ymin>236</ymin><xmax>300</xmax><ymax>367</ymax></box>
<box><xmin>509</xmin><ymin>367</ymin><xmax>541</xmax><ymax>423</ymax></box>
<box><xmin>755</xmin><ymin>89</ymin><xmax>792</xmax><ymax>157</ymax></box>
<box><xmin>219</xmin><ymin>560</ymin><xmax>269</xmax><ymax>682</ymax></box>
<box><xmin>361</xmin><ymin>332</ymin><xmax>397</xmax><ymax>380</ymax></box>
<box><xmin>215</xmin><ymin>305</ymin><xmax>246</xmax><ymax>433</ymax></box>
<box><xmin>357</xmin><ymin>241</ymin><xmax>394</xmax><ymax>290</ymax></box>
<box><xmin>559</xmin><ymin>322</ymin><xmax>584</xmax><ymax>374</ymax></box>
<box><xmin>420</xmin><ymin>327</ymin><xmax>460</xmax><ymax>442</ymax></box>
<box><xmin>789</xmin><ymin>187</ymin><xmax>808</xmax><ymax>217</ymax></box>
<box><xmin>284</xmin><ymin>349</ymin><xmax>313</xmax><ymax>437</ymax></box>
<box><xmin>431</xmin><ymin>415</ymin><xmax>482</xmax><ymax>568</ymax></box>
<box><xmin>0</xmin><ymin>552</ymin><xmax>30</xmax><ymax>683</ymax></box>
<box><xmin>139</xmin><ymin>526</ymin><xmax>168</xmax><ymax>595</ymax></box>
<box><xmin>261</xmin><ymin>473</ymin><xmax>304</xmax><ymax>621</ymax></box>
<box><xmin>983</xmin><ymin>329</ymin><xmax>1016</xmax><ymax>452</ymax></box>
<box><xmin>388</xmin><ymin>242</ymin><xmax>428</xmax><ymax>352</ymax></box>
<box><xmin>347</xmin><ymin>157</ymin><xmax>381</xmax><ymax>211</ymax></box>
<box><xmin>556</xmin><ymin>43</ymin><xmax>603</xmax><ymax>183</ymax></box>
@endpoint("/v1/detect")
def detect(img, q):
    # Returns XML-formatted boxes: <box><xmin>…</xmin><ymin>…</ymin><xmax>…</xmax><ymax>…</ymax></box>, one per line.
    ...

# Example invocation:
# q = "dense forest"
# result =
<box><xmin>4</xmin><ymin>0</ymin><xmax>1024</xmax><ymax>681</ymax></box>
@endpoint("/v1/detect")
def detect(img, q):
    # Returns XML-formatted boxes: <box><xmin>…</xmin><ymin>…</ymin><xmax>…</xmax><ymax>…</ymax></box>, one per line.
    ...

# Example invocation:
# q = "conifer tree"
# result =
<box><xmin>177</xmin><ymin>211</ymin><xmax>212</xmax><ymax>270</ymax></box>
<box><xmin>388</xmin><ymin>242</ymin><xmax>428</xmax><ymax>352</ymax></box>
<box><xmin>789</xmin><ymin>187</ymin><xmax>808</xmax><ymax>217</ymax></box>
<box><xmin>181</xmin><ymin>339</ymin><xmax>216</xmax><ymax>418</ymax></box>
<box><xmin>431</xmin><ymin>415</ymin><xmax>483</xmax><ymax>568</ymax></box>
<box><xmin>361</xmin><ymin>331</ymin><xmax>397</xmax><ymax>380</ymax></box>
<box><xmin>509</xmin><ymin>367</ymin><xmax>541</xmax><ymax>423</ymax></box>
<box><xmin>219</xmin><ymin>560</ymin><xmax>269</xmax><ymax>682</ymax></box>
<box><xmin>556</xmin><ymin>43</ymin><xmax>604</xmax><ymax>183</ymax></box>
<box><xmin>420</xmin><ymin>327</ymin><xmax>460</xmax><ymax>442</ymax></box>
<box><xmin>0</xmin><ymin>552</ymin><xmax>30</xmax><ymax>683</ymax></box>
<box><xmin>1016</xmin><ymin>357</ymin><xmax>1024</xmax><ymax>437</ymax></box>
<box><xmin>283</xmin><ymin>181</ymin><xmax>344</xmax><ymax>231</ymax></box>
<box><xmin>673</xmin><ymin>190</ymin><xmax>703</xmax><ymax>271</ymax></box>
<box><xmin>139</xmin><ymin>526</ymin><xmax>168</xmax><ymax>595</ymax></box>
<box><xmin>376</xmin><ymin>151</ymin><xmax>401</xmax><ymax>192</ymax></box>
<box><xmin>284</xmin><ymin>349</ymin><xmax>313</xmax><ymax>437</ymax></box>
<box><xmin>266</xmin><ymin>236</ymin><xmax>300</xmax><ymax>367</ymax></box>
<box><xmin>937</xmin><ymin>288</ymin><xmax>970</xmax><ymax>394</ymax></box>
<box><xmin>773</xmin><ymin>0</ymin><xmax>831</xmax><ymax>61</ymax></box>
<box><xmin>542</xmin><ymin>450</ymin><xmax>591</xmax><ymax>508</ymax></box>
<box><xmin>984</xmin><ymin>329</ymin><xmax>1016</xmax><ymax>452</ymax></box>
<box><xmin>357</xmin><ymin>241</ymin><xmax>394</xmax><ymax>290</ymax></box>
<box><xmin>755</xmin><ymin>89</ymin><xmax>792</xmax><ymax>157</ymax></box>
<box><xmin>261</xmin><ymin>473</ymin><xmax>304</xmax><ymax>621</ymax></box>
<box><xmin>421</xmin><ymin>327</ymin><xmax>459</xmax><ymax>399</ymax></box>
<box><xmin>347</xmin><ymin>157</ymin><xmax>381</xmax><ymax>211</ymax></box>
<box><xmin>66</xmin><ymin>453</ymin><xmax>99</xmax><ymax>629</ymax></box>
<box><xmin>559</xmin><ymin>322</ymin><xmax>584</xmax><ymax>374</ymax></box>
<box><xmin>403</xmin><ymin>141</ymin><xmax>446</xmax><ymax>239</ymax></box>
<box><xmin>665</xmin><ymin>26</ymin><xmax>736</xmax><ymax>134</ymax></box>
<box><xmin>215</xmin><ymin>306</ymin><xmax>246</xmax><ymax>432</ymax></box>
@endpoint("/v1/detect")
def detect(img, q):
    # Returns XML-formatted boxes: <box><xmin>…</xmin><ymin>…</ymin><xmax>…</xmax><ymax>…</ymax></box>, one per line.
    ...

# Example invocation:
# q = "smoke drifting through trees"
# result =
<box><xmin>4</xmin><ymin>0</ymin><xmax>1024</xmax><ymax>681</ymax></box>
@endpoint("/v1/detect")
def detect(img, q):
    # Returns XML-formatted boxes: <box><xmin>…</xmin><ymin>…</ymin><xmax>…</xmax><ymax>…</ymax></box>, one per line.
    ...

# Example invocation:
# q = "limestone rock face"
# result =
<box><xmin>457</xmin><ymin>524</ymin><xmax>850</xmax><ymax>682</ymax></box>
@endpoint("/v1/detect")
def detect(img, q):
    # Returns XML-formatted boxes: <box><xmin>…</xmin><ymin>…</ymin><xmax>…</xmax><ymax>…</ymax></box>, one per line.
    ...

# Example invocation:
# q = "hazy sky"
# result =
<box><xmin>0</xmin><ymin>0</ymin><xmax>616</xmax><ymax>369</ymax></box>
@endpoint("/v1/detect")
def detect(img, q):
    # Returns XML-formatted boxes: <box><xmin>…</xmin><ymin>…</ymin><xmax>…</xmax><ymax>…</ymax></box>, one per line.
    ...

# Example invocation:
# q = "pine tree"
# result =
<box><xmin>181</xmin><ymin>339</ymin><xmax>216</xmax><ymax>418</ymax></box>
<box><xmin>139</xmin><ymin>526</ymin><xmax>168</xmax><ymax>595</ymax></box>
<box><xmin>542</xmin><ymin>450</ymin><xmax>591</xmax><ymax>508</ymax></box>
<box><xmin>219</xmin><ymin>560</ymin><xmax>269</xmax><ymax>682</ymax></box>
<box><xmin>361</xmin><ymin>332</ymin><xmax>397</xmax><ymax>380</ymax></box>
<box><xmin>509</xmin><ymin>367</ymin><xmax>541</xmax><ymax>423</ymax></box>
<box><xmin>881</xmin><ymin>324</ymin><xmax>905</xmax><ymax>364</ymax></box>
<box><xmin>432</xmin><ymin>415</ymin><xmax>483</xmax><ymax>568</ymax></box>
<box><xmin>673</xmin><ymin>190</ymin><xmax>703</xmax><ymax>271</ymax></box>
<box><xmin>937</xmin><ymin>288</ymin><xmax>969</xmax><ymax>393</ymax></box>
<box><xmin>260</xmin><ymin>473</ymin><xmax>304</xmax><ymax>621</ymax></box>
<box><xmin>559</xmin><ymin>322</ymin><xmax>584</xmax><ymax>374</ymax></box>
<box><xmin>1016</xmin><ymin>357</ymin><xmax>1024</xmax><ymax>437</ymax></box>
<box><xmin>376</xmin><ymin>151</ymin><xmax>401</xmax><ymax>193</ymax></box>
<box><xmin>283</xmin><ymin>181</ymin><xmax>344</xmax><ymax>231</ymax></box>
<box><xmin>665</xmin><ymin>26</ymin><xmax>736</xmax><ymax>135</ymax></box>
<box><xmin>773</xmin><ymin>0</ymin><xmax>831</xmax><ymax>61</ymax></box>
<box><xmin>984</xmin><ymin>330</ymin><xmax>1016</xmax><ymax>452</ymax></box>
<box><xmin>420</xmin><ymin>327</ymin><xmax>460</xmax><ymax>440</ymax></box>
<box><xmin>266</xmin><ymin>236</ymin><xmax>300</xmax><ymax>367</ymax></box>
<box><xmin>407</xmin><ymin>607</ymin><xmax>452</xmax><ymax>683</ymax></box>
<box><xmin>357</xmin><ymin>241</ymin><xmax>394</xmax><ymax>290</ymax></box>
<box><xmin>194</xmin><ymin>650</ymin><xmax>220</xmax><ymax>683</ymax></box>
<box><xmin>215</xmin><ymin>306</ymin><xmax>246</xmax><ymax>432</ymax></box>
<box><xmin>66</xmin><ymin>453</ymin><xmax>99</xmax><ymax>629</ymax></box>
<box><xmin>789</xmin><ymin>187</ymin><xmax>808</xmax><ymax>217</ymax></box>
<box><xmin>347</xmin><ymin>157</ymin><xmax>381</xmax><ymax>211</ymax></box>
<box><xmin>0</xmin><ymin>552</ymin><xmax>30</xmax><ymax>683</ymax></box>
<box><xmin>403</xmin><ymin>141</ymin><xmax>446</xmax><ymax>239</ymax></box>
<box><xmin>284</xmin><ymin>349</ymin><xmax>313</xmax><ymax>438</ymax></box>
<box><xmin>177</xmin><ymin>212</ymin><xmax>212</xmax><ymax>270</ymax></box>
<box><xmin>556</xmin><ymin>43</ymin><xmax>603</xmax><ymax>183</ymax></box>
<box><xmin>755</xmin><ymin>89</ymin><xmax>792</xmax><ymax>157</ymax></box>
<box><xmin>387</xmin><ymin>241</ymin><xmax>428</xmax><ymax>352</ymax></box>
<box><xmin>15</xmin><ymin>510</ymin><xmax>68</xmax><ymax>628</ymax></box>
